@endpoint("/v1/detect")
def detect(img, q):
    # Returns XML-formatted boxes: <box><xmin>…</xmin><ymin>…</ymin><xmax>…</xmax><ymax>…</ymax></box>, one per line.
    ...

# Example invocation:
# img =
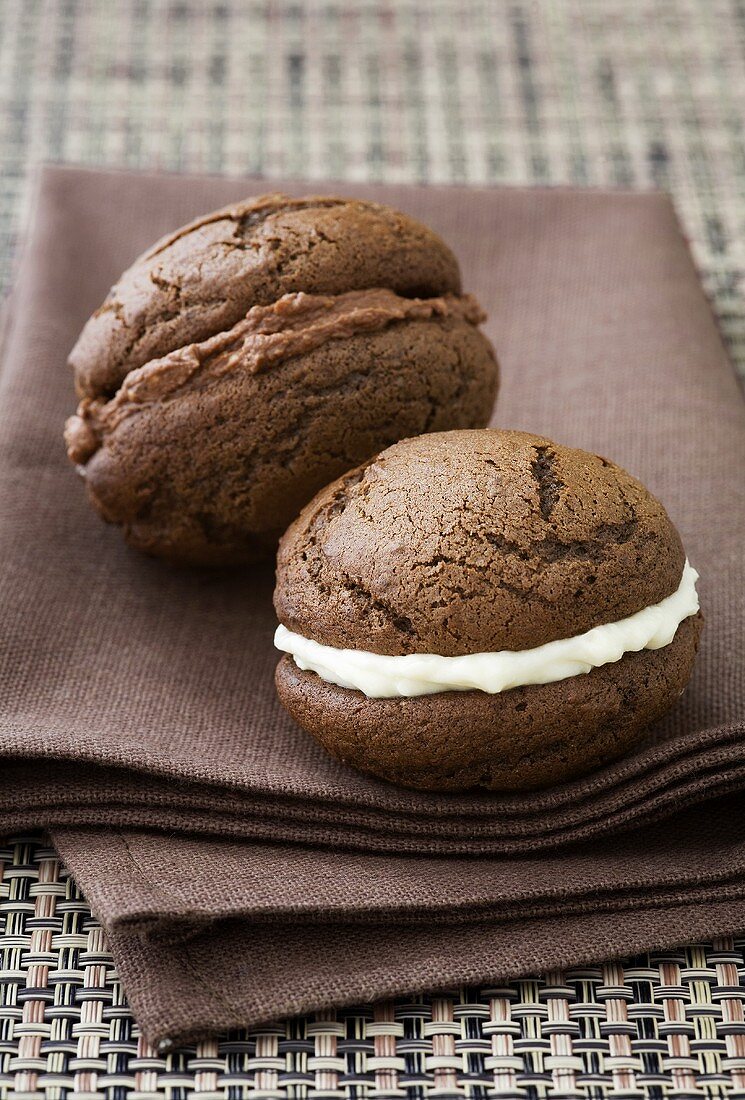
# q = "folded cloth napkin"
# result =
<box><xmin>1</xmin><ymin>166</ymin><xmax>744</xmax><ymax>1045</ymax></box>
<box><xmin>54</xmin><ymin>796</ymin><xmax>745</xmax><ymax>1043</ymax></box>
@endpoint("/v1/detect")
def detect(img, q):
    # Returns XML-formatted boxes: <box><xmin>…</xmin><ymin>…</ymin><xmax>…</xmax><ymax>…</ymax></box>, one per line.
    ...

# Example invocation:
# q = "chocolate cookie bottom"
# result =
<box><xmin>275</xmin><ymin>614</ymin><xmax>703</xmax><ymax>791</ymax></box>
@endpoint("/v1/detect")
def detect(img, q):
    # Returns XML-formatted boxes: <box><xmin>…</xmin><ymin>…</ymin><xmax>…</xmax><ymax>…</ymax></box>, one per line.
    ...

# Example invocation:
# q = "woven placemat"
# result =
<box><xmin>2</xmin><ymin>1</ymin><xmax>745</xmax><ymax>1095</ymax></box>
<box><xmin>2</xmin><ymin>837</ymin><xmax>745</xmax><ymax>1100</ymax></box>
<box><xmin>2</xmin><ymin>0</ymin><xmax>745</xmax><ymax>382</ymax></box>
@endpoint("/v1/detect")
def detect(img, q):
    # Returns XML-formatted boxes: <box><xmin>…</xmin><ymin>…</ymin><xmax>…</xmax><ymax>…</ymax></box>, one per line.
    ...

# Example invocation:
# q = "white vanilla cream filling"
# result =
<box><xmin>274</xmin><ymin>561</ymin><xmax>699</xmax><ymax>699</ymax></box>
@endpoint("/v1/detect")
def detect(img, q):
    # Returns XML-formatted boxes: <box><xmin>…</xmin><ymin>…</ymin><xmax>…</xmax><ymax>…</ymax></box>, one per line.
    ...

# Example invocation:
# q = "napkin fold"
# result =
<box><xmin>1</xmin><ymin>166</ymin><xmax>744</xmax><ymax>1045</ymax></box>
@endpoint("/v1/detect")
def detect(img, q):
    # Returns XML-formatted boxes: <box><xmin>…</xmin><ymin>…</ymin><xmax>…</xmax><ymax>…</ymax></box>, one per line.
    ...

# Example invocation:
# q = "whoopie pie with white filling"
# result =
<box><xmin>274</xmin><ymin>429</ymin><xmax>702</xmax><ymax>791</ymax></box>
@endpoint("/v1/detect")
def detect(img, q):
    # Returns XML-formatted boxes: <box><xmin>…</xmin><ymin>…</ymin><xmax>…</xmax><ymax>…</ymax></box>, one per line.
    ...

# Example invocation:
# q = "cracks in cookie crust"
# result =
<box><xmin>141</xmin><ymin>195</ymin><xmax>348</xmax><ymax>262</ymax></box>
<box><xmin>530</xmin><ymin>445</ymin><xmax>565</xmax><ymax>521</ymax></box>
<box><xmin>276</xmin><ymin>431</ymin><xmax>684</xmax><ymax>657</ymax></box>
<box><xmin>230</xmin><ymin>197</ymin><xmax>349</xmax><ymax>250</ymax></box>
<box><xmin>339</xmin><ymin>576</ymin><xmax>417</xmax><ymax>637</ymax></box>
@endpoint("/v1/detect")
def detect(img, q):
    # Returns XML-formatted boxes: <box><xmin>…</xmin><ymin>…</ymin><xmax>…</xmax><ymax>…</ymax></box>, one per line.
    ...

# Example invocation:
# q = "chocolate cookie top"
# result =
<box><xmin>70</xmin><ymin>194</ymin><xmax>462</xmax><ymax>399</ymax></box>
<box><xmin>274</xmin><ymin>429</ymin><xmax>686</xmax><ymax>656</ymax></box>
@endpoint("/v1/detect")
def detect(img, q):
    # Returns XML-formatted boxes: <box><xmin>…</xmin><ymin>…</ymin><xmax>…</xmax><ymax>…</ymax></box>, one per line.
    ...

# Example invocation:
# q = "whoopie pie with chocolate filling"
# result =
<box><xmin>65</xmin><ymin>194</ymin><xmax>498</xmax><ymax>566</ymax></box>
<box><xmin>274</xmin><ymin>429</ymin><xmax>703</xmax><ymax>791</ymax></box>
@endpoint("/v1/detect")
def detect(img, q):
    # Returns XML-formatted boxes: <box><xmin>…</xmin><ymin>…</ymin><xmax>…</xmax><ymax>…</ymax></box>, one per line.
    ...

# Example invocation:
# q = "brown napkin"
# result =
<box><xmin>55</xmin><ymin>796</ymin><xmax>745</xmax><ymax>1043</ymax></box>
<box><xmin>1</xmin><ymin>166</ymin><xmax>744</xmax><ymax>1045</ymax></box>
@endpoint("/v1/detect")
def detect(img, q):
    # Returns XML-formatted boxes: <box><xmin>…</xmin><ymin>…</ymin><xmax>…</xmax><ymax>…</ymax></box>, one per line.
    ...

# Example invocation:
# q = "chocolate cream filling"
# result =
<box><xmin>64</xmin><ymin>288</ymin><xmax>486</xmax><ymax>466</ymax></box>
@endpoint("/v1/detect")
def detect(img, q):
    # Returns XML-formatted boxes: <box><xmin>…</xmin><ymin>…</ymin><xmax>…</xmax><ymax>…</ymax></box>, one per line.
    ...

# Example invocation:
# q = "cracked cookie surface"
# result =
<box><xmin>65</xmin><ymin>197</ymin><xmax>497</xmax><ymax>566</ymax></box>
<box><xmin>275</xmin><ymin>428</ymin><xmax>686</xmax><ymax>655</ymax></box>
<box><xmin>273</xmin><ymin>428</ymin><xmax>701</xmax><ymax>791</ymax></box>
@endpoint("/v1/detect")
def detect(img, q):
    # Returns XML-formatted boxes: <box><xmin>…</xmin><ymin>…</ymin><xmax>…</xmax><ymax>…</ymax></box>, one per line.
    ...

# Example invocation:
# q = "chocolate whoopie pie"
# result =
<box><xmin>273</xmin><ymin>429</ymin><xmax>703</xmax><ymax>791</ymax></box>
<box><xmin>65</xmin><ymin>195</ymin><xmax>498</xmax><ymax>566</ymax></box>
